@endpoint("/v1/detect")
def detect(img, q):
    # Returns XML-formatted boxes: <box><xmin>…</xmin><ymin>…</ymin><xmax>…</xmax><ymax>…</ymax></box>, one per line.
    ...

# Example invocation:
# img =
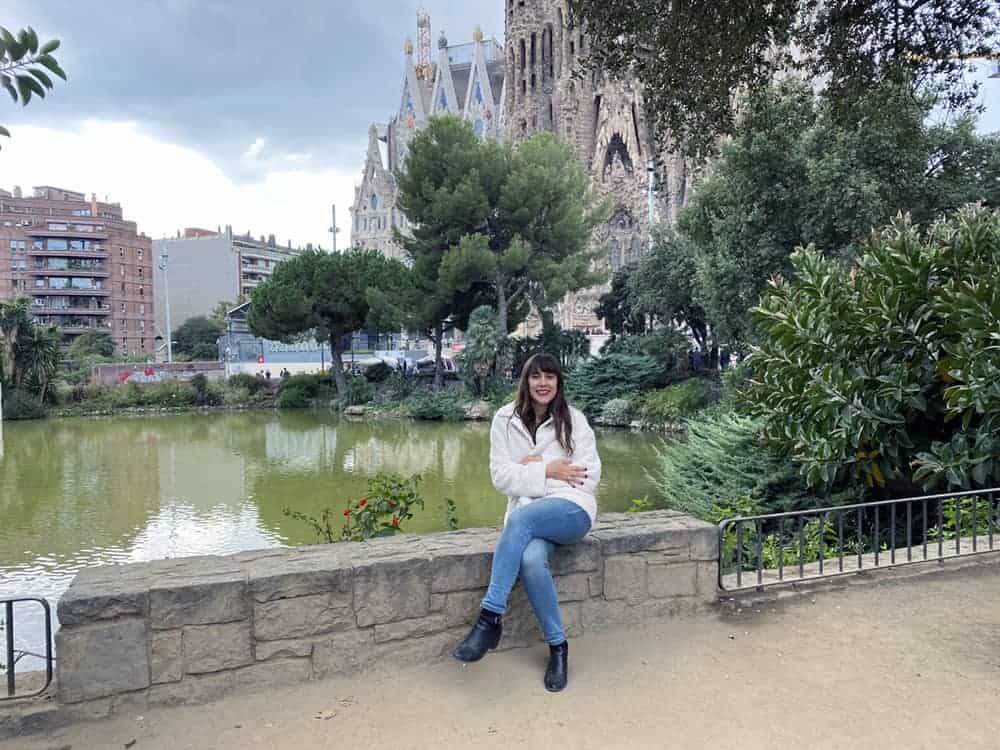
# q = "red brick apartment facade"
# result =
<box><xmin>0</xmin><ymin>186</ymin><xmax>154</xmax><ymax>355</ymax></box>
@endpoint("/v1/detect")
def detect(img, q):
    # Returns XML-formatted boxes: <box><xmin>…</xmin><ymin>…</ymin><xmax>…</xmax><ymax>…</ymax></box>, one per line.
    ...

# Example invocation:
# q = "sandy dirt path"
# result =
<box><xmin>7</xmin><ymin>562</ymin><xmax>1000</xmax><ymax>750</ymax></box>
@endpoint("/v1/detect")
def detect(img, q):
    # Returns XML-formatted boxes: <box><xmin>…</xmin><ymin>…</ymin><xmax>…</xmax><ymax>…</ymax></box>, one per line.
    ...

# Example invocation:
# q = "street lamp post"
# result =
<box><xmin>328</xmin><ymin>204</ymin><xmax>340</xmax><ymax>253</ymax></box>
<box><xmin>158</xmin><ymin>248</ymin><xmax>173</xmax><ymax>364</ymax></box>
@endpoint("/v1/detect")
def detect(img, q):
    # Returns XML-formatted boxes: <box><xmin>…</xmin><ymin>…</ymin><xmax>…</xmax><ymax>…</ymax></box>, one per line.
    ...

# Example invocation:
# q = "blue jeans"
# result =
<box><xmin>481</xmin><ymin>498</ymin><xmax>592</xmax><ymax>645</ymax></box>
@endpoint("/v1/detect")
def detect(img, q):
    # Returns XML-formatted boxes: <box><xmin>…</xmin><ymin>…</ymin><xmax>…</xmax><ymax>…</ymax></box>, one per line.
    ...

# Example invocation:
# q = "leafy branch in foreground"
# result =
<box><xmin>1</xmin><ymin>25</ymin><xmax>67</xmax><ymax>147</ymax></box>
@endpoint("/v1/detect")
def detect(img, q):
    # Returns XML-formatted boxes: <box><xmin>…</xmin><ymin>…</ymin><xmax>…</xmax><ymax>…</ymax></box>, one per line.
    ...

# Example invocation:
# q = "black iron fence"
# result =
<box><xmin>718</xmin><ymin>488</ymin><xmax>1000</xmax><ymax>592</ymax></box>
<box><xmin>0</xmin><ymin>597</ymin><xmax>53</xmax><ymax>700</ymax></box>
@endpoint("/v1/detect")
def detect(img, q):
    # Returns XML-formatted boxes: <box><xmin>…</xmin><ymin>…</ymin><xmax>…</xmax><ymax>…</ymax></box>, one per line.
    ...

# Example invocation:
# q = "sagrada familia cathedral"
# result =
<box><xmin>350</xmin><ymin>3</ymin><xmax>691</xmax><ymax>333</ymax></box>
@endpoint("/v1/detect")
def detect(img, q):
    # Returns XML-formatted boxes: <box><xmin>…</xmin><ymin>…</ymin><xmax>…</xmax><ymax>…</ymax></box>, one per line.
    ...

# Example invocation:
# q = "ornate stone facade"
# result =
<box><xmin>351</xmin><ymin>5</ymin><xmax>691</xmax><ymax>332</ymax></box>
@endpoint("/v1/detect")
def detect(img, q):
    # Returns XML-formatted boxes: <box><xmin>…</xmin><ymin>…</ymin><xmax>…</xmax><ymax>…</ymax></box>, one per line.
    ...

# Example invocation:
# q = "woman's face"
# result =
<box><xmin>528</xmin><ymin>369</ymin><xmax>559</xmax><ymax>409</ymax></box>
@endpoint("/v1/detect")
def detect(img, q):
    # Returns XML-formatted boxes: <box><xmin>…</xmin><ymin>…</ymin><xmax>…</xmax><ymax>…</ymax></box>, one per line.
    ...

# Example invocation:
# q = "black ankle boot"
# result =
<box><xmin>544</xmin><ymin>641</ymin><xmax>568</xmax><ymax>692</ymax></box>
<box><xmin>452</xmin><ymin>609</ymin><xmax>502</xmax><ymax>662</ymax></box>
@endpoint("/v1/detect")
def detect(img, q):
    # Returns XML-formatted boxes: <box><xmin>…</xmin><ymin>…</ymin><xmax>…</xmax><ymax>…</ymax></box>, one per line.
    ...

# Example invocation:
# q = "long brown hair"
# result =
<box><xmin>513</xmin><ymin>353</ymin><xmax>574</xmax><ymax>454</ymax></box>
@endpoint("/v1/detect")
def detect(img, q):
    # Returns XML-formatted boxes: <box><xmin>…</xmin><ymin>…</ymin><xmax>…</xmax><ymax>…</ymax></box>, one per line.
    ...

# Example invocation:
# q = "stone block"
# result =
<box><xmin>696</xmin><ymin>561</ymin><xmax>720</xmax><ymax>602</ymax></box>
<box><xmin>312</xmin><ymin>628</ymin><xmax>375</xmax><ymax>678</ymax></box>
<box><xmin>183</xmin><ymin>620</ymin><xmax>253</xmax><ymax>674</ymax></box>
<box><xmin>256</xmin><ymin>638</ymin><xmax>315</xmax><ymax>661</ymax></box>
<box><xmin>372</xmin><ymin>628</ymin><xmax>462</xmax><ymax>666</ymax></box>
<box><xmin>149</xmin><ymin>571</ymin><xmax>249</xmax><ymax>629</ymax></box>
<box><xmin>688</xmin><ymin>525</ymin><xmax>719</xmax><ymax>561</ymax></box>
<box><xmin>647</xmin><ymin>561</ymin><xmax>698</xmax><ymax>599</ymax></box>
<box><xmin>374</xmin><ymin>614</ymin><xmax>448</xmax><ymax>644</ymax></box>
<box><xmin>56</xmin><ymin>619</ymin><xmax>150</xmax><ymax>703</ymax></box>
<box><xmin>592</xmin><ymin>524</ymin><xmax>683</xmax><ymax>556</ymax></box>
<box><xmin>603</xmin><ymin>555</ymin><xmax>648</xmax><ymax>602</ymax></box>
<box><xmin>58</xmin><ymin>579</ymin><xmax>148</xmax><ymax>627</ymax></box>
<box><xmin>562</xmin><ymin>601</ymin><xmax>584</xmax><ymax>638</ymax></box>
<box><xmin>555</xmin><ymin>573</ymin><xmax>592</xmax><ymax>602</ymax></box>
<box><xmin>149</xmin><ymin>670</ymin><xmax>234</xmax><ymax>707</ymax></box>
<box><xmin>232</xmin><ymin>657</ymin><xmax>313</xmax><ymax>692</ymax></box>
<box><xmin>430</xmin><ymin>592</ymin><xmax>446</xmax><ymax>612</ymax></box>
<box><xmin>150</xmin><ymin>629</ymin><xmax>182</xmax><ymax>685</ymax></box>
<box><xmin>354</xmin><ymin>556</ymin><xmax>430</xmax><ymax>627</ymax></box>
<box><xmin>551</xmin><ymin>538</ymin><xmax>601</xmax><ymax>574</ymax></box>
<box><xmin>429</xmin><ymin>549</ymin><xmax>492</xmax><ymax>593</ymax></box>
<box><xmin>254</xmin><ymin>591</ymin><xmax>353</xmax><ymax>641</ymax></box>
<box><xmin>248</xmin><ymin>548</ymin><xmax>353</xmax><ymax>603</ymax></box>
<box><xmin>443</xmin><ymin>589</ymin><xmax>484</xmax><ymax>628</ymax></box>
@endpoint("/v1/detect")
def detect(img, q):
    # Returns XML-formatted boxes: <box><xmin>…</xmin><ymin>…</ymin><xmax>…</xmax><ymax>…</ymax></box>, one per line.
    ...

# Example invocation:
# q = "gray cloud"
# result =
<box><xmin>5</xmin><ymin>0</ymin><xmax>505</xmax><ymax>180</ymax></box>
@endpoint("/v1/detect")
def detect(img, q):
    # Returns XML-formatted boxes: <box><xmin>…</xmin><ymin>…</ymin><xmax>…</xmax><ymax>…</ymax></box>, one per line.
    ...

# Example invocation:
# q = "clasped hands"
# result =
<box><xmin>519</xmin><ymin>454</ymin><xmax>588</xmax><ymax>487</ymax></box>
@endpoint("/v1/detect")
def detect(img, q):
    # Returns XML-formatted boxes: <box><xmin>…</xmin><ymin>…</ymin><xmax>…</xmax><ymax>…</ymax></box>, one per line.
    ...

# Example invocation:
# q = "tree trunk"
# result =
<box><xmin>496</xmin><ymin>276</ymin><xmax>509</xmax><ymax>338</ymax></box>
<box><xmin>433</xmin><ymin>321</ymin><xmax>444</xmax><ymax>391</ymax></box>
<box><xmin>329</xmin><ymin>334</ymin><xmax>348</xmax><ymax>396</ymax></box>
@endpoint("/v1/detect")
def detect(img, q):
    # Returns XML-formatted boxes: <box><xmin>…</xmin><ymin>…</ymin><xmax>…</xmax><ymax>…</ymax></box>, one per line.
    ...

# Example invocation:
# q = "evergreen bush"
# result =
<box><xmin>405</xmin><ymin>388</ymin><xmax>467</xmax><ymax>421</ymax></box>
<box><xmin>634</xmin><ymin>378</ymin><xmax>719</xmax><ymax>426</ymax></box>
<box><xmin>566</xmin><ymin>353</ymin><xmax>669</xmax><ymax>418</ymax></box>
<box><xmin>1</xmin><ymin>388</ymin><xmax>47</xmax><ymax>420</ymax></box>
<box><xmin>600</xmin><ymin>398</ymin><xmax>634</xmax><ymax>426</ymax></box>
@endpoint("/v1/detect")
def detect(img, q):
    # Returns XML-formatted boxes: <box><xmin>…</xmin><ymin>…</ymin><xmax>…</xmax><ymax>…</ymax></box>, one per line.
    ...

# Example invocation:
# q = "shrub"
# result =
<box><xmin>364</xmin><ymin>361</ymin><xmax>393</xmax><ymax>383</ymax></box>
<box><xmin>381</xmin><ymin>371</ymin><xmax>417</xmax><ymax>402</ymax></box>
<box><xmin>600</xmin><ymin>397</ymin><xmax>634</xmax><ymax>426</ymax></box>
<box><xmin>634</xmin><ymin>378</ymin><xmax>719</xmax><ymax>426</ymax></box>
<box><xmin>277</xmin><ymin>384</ymin><xmax>309</xmax><ymax>409</ymax></box>
<box><xmin>190</xmin><ymin>373</ymin><xmax>223</xmax><ymax>406</ymax></box>
<box><xmin>405</xmin><ymin>388</ymin><xmax>467</xmax><ymax>421</ymax></box>
<box><xmin>283</xmin><ymin>472</ymin><xmax>425</xmax><ymax>543</ymax></box>
<box><xmin>224</xmin><ymin>385</ymin><xmax>251</xmax><ymax>406</ymax></box>
<box><xmin>1</xmin><ymin>388</ymin><xmax>47</xmax><ymax>420</ymax></box>
<box><xmin>649</xmin><ymin>409</ymin><xmax>822</xmax><ymax>521</ymax></box>
<box><xmin>342</xmin><ymin>376</ymin><xmax>375</xmax><ymax>407</ymax></box>
<box><xmin>567</xmin><ymin>353</ymin><xmax>670</xmax><ymax>418</ymax></box>
<box><xmin>147</xmin><ymin>380</ymin><xmax>197</xmax><ymax>407</ymax></box>
<box><xmin>228</xmin><ymin>373</ymin><xmax>267</xmax><ymax>394</ymax></box>
<box><xmin>110</xmin><ymin>381</ymin><xmax>146</xmax><ymax>408</ymax></box>
<box><xmin>747</xmin><ymin>206</ymin><xmax>1000</xmax><ymax>492</ymax></box>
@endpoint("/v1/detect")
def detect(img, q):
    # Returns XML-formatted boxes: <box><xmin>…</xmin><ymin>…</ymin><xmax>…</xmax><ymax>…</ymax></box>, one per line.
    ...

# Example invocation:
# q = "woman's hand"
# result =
<box><xmin>545</xmin><ymin>457</ymin><xmax>588</xmax><ymax>487</ymax></box>
<box><xmin>519</xmin><ymin>454</ymin><xmax>543</xmax><ymax>466</ymax></box>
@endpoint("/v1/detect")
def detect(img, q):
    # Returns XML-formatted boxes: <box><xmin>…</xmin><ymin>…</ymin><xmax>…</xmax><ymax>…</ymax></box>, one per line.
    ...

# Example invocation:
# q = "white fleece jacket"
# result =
<box><xmin>489</xmin><ymin>402</ymin><xmax>602</xmax><ymax>525</ymax></box>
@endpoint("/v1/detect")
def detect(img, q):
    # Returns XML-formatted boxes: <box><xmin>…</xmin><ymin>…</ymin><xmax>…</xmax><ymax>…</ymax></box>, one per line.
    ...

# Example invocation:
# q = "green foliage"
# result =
<box><xmin>363</xmin><ymin>361</ymin><xmax>392</xmax><ymax>383</ymax></box>
<box><xmin>67</xmin><ymin>331</ymin><xmax>114</xmax><ymax>360</ymax></box>
<box><xmin>1</xmin><ymin>25</ymin><xmax>67</xmax><ymax>148</ymax></box>
<box><xmin>444</xmin><ymin>498</ymin><xmax>460</xmax><ymax>532</ymax></box>
<box><xmin>456</xmin><ymin>305</ymin><xmax>505</xmax><ymax>396</ymax></box>
<box><xmin>678</xmin><ymin>80</ymin><xmax>1000</xmax><ymax>346</ymax></box>
<box><xmin>746</xmin><ymin>206</ymin><xmax>1000</xmax><ymax>492</ymax></box>
<box><xmin>381</xmin><ymin>371</ymin><xmax>417</xmax><ymax>402</ymax></box>
<box><xmin>276</xmin><ymin>385</ymin><xmax>309</xmax><ymax>409</ymax></box>
<box><xmin>600</xmin><ymin>398</ymin><xmax>634</xmax><ymax>427</ymax></box>
<box><xmin>190</xmin><ymin>373</ymin><xmax>223</xmax><ymax>406</ymax></box>
<box><xmin>405</xmin><ymin>388</ymin><xmax>467</xmax><ymax>421</ymax></box>
<box><xmin>512</xmin><ymin>317</ymin><xmax>591</xmax><ymax>374</ymax></box>
<box><xmin>634</xmin><ymin>378</ymin><xmax>719</xmax><ymax>426</ymax></box>
<box><xmin>649</xmin><ymin>409</ymin><xmax>818</xmax><ymax>521</ymax></box>
<box><xmin>1</xmin><ymin>387</ymin><xmax>47</xmax><ymax>420</ymax></box>
<box><xmin>227</xmin><ymin>373</ymin><xmax>267</xmax><ymax>394</ymax></box>
<box><xmin>247</xmin><ymin>248</ymin><xmax>409</xmax><ymax>396</ymax></box>
<box><xmin>567</xmin><ymin>353</ymin><xmax>669</xmax><ymax>418</ymax></box>
<box><xmin>342</xmin><ymin>376</ymin><xmax>374</xmax><ymax>407</ymax></box>
<box><xmin>571</xmin><ymin>0</ymin><xmax>999</xmax><ymax>155</ymax></box>
<box><xmin>594</xmin><ymin>265</ymin><xmax>647</xmax><ymax>337</ymax></box>
<box><xmin>283</xmin><ymin>473</ymin><xmax>425</xmax><ymax>543</ymax></box>
<box><xmin>172</xmin><ymin>316</ymin><xmax>223</xmax><ymax>361</ymax></box>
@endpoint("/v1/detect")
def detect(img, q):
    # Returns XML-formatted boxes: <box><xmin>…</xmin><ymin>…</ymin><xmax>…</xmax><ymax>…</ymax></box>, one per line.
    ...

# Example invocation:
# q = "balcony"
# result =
<box><xmin>31</xmin><ymin>265</ymin><xmax>110</xmax><ymax>277</ymax></box>
<box><xmin>25</xmin><ymin>226</ymin><xmax>110</xmax><ymax>241</ymax></box>
<box><xmin>29</xmin><ymin>247</ymin><xmax>108</xmax><ymax>259</ymax></box>
<box><xmin>32</xmin><ymin>287</ymin><xmax>111</xmax><ymax>297</ymax></box>
<box><xmin>33</xmin><ymin>305</ymin><xmax>110</xmax><ymax>316</ymax></box>
<box><xmin>60</xmin><ymin>324</ymin><xmax>113</xmax><ymax>334</ymax></box>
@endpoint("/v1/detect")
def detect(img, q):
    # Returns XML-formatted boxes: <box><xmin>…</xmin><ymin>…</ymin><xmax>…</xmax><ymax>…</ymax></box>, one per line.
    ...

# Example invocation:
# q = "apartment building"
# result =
<box><xmin>152</xmin><ymin>227</ymin><xmax>303</xmax><ymax>340</ymax></box>
<box><xmin>0</xmin><ymin>185</ymin><xmax>154</xmax><ymax>355</ymax></box>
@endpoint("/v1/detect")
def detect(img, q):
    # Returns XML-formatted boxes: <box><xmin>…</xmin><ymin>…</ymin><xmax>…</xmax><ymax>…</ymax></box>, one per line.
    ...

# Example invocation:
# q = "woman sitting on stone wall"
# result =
<box><xmin>452</xmin><ymin>352</ymin><xmax>602</xmax><ymax>692</ymax></box>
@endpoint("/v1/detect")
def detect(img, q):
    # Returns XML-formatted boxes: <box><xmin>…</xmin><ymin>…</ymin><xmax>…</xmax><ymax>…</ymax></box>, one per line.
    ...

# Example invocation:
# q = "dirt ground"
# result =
<box><xmin>6</xmin><ymin>561</ymin><xmax>1000</xmax><ymax>750</ymax></box>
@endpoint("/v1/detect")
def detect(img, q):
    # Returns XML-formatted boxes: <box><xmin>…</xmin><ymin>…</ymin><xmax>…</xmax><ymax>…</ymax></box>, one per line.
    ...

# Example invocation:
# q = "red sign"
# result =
<box><xmin>257</xmin><ymin>355</ymin><xmax>265</xmax><ymax>364</ymax></box>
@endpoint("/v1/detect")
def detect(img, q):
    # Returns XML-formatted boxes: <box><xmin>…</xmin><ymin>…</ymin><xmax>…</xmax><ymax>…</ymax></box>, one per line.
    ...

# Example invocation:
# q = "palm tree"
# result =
<box><xmin>14</xmin><ymin>324</ymin><xmax>61</xmax><ymax>402</ymax></box>
<box><xmin>0</xmin><ymin>296</ymin><xmax>31</xmax><ymax>385</ymax></box>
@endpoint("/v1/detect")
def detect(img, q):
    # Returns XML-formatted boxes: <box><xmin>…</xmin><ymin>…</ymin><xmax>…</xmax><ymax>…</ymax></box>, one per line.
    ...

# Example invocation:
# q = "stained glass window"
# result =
<box><xmin>371</xmin><ymin>193</ymin><xmax>379</xmax><ymax>210</ymax></box>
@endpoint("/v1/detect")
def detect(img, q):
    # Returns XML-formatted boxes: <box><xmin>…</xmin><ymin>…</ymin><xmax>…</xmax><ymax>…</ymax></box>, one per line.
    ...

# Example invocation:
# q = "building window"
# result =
<box><xmin>371</xmin><ymin>193</ymin><xmax>378</xmax><ymax>210</ymax></box>
<box><xmin>121</xmin><ymin>302</ymin><xmax>126</xmax><ymax>313</ymax></box>
<box><xmin>71</xmin><ymin>208</ymin><xmax>91</xmax><ymax>216</ymax></box>
<box><xmin>47</xmin><ymin>238</ymin><xmax>68</xmax><ymax>251</ymax></box>
<box><xmin>138</xmin><ymin>267</ymin><xmax>143</xmax><ymax>279</ymax></box>
<box><xmin>119</xmin><ymin>247</ymin><xmax>125</xmax><ymax>258</ymax></box>
<box><xmin>531</xmin><ymin>33</ymin><xmax>537</xmax><ymax>67</ymax></box>
<box><xmin>47</xmin><ymin>222</ymin><xmax>68</xmax><ymax>231</ymax></box>
<box><xmin>137</xmin><ymin>248</ymin><xmax>143</xmax><ymax>260</ymax></box>
<box><xmin>120</xmin><ymin>265</ymin><xmax>125</xmax><ymax>276</ymax></box>
<box><xmin>139</xmin><ymin>286</ymin><xmax>144</xmax><ymax>296</ymax></box>
<box><xmin>139</xmin><ymin>304</ymin><xmax>144</xmax><ymax>316</ymax></box>
<box><xmin>121</xmin><ymin>282</ymin><xmax>126</xmax><ymax>293</ymax></box>
<box><xmin>531</xmin><ymin>73</ymin><xmax>536</xmax><ymax>90</ymax></box>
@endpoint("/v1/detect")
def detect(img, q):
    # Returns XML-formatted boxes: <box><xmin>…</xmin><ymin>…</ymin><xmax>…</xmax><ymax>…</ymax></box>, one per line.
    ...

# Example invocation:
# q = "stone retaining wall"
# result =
<box><xmin>54</xmin><ymin>511</ymin><xmax>718</xmax><ymax>717</ymax></box>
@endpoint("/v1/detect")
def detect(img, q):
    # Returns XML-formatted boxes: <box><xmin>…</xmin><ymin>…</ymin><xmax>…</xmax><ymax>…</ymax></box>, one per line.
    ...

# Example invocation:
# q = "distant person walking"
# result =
<box><xmin>451</xmin><ymin>353</ymin><xmax>601</xmax><ymax>692</ymax></box>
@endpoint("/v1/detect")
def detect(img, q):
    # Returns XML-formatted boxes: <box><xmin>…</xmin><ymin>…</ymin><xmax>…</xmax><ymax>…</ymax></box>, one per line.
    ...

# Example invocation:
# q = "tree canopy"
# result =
<box><xmin>247</xmin><ymin>248</ymin><xmax>408</xmax><ymax>395</ymax></box>
<box><xmin>570</xmin><ymin>0</ymin><xmax>1000</xmax><ymax>155</ymax></box>
<box><xmin>172</xmin><ymin>316</ymin><xmax>224</xmax><ymax>361</ymax></box>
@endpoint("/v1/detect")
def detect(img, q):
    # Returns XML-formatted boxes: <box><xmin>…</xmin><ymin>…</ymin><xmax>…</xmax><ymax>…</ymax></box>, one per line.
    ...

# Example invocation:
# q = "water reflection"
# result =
<box><xmin>0</xmin><ymin>411</ymin><xmax>662</xmax><ymax>664</ymax></box>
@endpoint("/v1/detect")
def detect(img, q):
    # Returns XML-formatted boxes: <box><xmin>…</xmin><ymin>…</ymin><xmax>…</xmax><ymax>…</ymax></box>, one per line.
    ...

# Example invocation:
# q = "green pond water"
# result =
<box><xmin>0</xmin><ymin>410</ymin><xmax>663</xmax><ymax>663</ymax></box>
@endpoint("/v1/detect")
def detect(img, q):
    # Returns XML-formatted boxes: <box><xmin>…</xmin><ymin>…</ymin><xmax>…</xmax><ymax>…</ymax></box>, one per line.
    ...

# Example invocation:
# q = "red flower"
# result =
<box><xmin>342</xmin><ymin>508</ymin><xmax>350</xmax><ymax>517</ymax></box>
<box><xmin>392</xmin><ymin>515</ymin><xmax>400</xmax><ymax>527</ymax></box>
<box><xmin>356</xmin><ymin>498</ymin><xmax>367</xmax><ymax>508</ymax></box>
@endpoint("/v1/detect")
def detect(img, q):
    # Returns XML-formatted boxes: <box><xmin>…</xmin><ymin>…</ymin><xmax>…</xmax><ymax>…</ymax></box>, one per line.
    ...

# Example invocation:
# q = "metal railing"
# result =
<box><xmin>718</xmin><ymin>488</ymin><xmax>1000</xmax><ymax>592</ymax></box>
<box><xmin>0</xmin><ymin>598</ymin><xmax>54</xmax><ymax>700</ymax></box>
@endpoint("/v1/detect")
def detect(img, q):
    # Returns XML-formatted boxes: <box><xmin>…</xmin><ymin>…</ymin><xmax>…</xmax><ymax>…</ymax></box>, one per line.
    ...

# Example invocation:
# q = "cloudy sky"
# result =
<box><xmin>1</xmin><ymin>1</ymin><xmax>998</xmax><ymax>249</ymax></box>
<box><xmin>1</xmin><ymin>0</ymin><xmax>504</xmax><ymax>247</ymax></box>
